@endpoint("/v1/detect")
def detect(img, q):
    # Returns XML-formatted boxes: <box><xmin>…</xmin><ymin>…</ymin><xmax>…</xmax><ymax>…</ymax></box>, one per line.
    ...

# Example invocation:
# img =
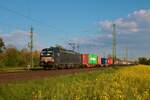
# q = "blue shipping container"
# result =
<box><xmin>101</xmin><ymin>58</ymin><xmax>107</xmax><ymax>64</ymax></box>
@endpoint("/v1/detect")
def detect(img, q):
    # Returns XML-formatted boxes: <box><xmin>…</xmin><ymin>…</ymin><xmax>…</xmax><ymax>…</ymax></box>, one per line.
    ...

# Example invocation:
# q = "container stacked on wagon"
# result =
<box><xmin>81</xmin><ymin>54</ymin><xmax>113</xmax><ymax>67</ymax></box>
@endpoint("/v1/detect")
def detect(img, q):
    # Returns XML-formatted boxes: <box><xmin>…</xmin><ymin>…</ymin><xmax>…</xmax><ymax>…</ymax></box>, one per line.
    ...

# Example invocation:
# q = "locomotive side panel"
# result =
<box><xmin>54</xmin><ymin>48</ymin><xmax>81</xmax><ymax>65</ymax></box>
<box><xmin>41</xmin><ymin>47</ymin><xmax>81</xmax><ymax>68</ymax></box>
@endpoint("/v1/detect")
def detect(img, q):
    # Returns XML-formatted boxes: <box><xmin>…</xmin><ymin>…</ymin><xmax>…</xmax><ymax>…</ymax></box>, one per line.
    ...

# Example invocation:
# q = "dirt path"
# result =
<box><xmin>0</xmin><ymin>67</ymin><xmax>103</xmax><ymax>84</ymax></box>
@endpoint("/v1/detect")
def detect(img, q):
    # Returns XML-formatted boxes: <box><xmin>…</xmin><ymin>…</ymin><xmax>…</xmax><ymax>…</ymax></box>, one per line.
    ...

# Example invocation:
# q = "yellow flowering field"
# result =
<box><xmin>0</xmin><ymin>65</ymin><xmax>150</xmax><ymax>100</ymax></box>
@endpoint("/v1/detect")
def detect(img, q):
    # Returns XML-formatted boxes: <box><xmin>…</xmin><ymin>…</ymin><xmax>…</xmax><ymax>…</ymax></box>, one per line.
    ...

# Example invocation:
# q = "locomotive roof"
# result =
<box><xmin>42</xmin><ymin>46</ymin><xmax>80</xmax><ymax>54</ymax></box>
<box><xmin>42</xmin><ymin>48</ymin><xmax>52</xmax><ymax>51</ymax></box>
<box><xmin>54</xmin><ymin>46</ymin><xmax>79</xmax><ymax>54</ymax></box>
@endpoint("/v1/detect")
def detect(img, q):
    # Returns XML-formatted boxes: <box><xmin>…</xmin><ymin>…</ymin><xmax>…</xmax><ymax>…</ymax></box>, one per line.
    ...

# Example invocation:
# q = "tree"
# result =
<box><xmin>0</xmin><ymin>37</ymin><xmax>5</xmax><ymax>53</ymax></box>
<box><xmin>33</xmin><ymin>50</ymin><xmax>40</xmax><ymax>67</ymax></box>
<box><xmin>3</xmin><ymin>47</ymin><xmax>22</xmax><ymax>66</ymax></box>
<box><xmin>147</xmin><ymin>58</ymin><xmax>150</xmax><ymax>65</ymax></box>
<box><xmin>20</xmin><ymin>48</ymin><xmax>30</xmax><ymax>66</ymax></box>
<box><xmin>138</xmin><ymin>57</ymin><xmax>148</xmax><ymax>65</ymax></box>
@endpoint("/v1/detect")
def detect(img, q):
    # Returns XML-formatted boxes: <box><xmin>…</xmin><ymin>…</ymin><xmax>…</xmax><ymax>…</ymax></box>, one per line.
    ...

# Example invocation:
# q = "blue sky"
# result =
<box><xmin>0</xmin><ymin>0</ymin><xmax>150</xmax><ymax>60</ymax></box>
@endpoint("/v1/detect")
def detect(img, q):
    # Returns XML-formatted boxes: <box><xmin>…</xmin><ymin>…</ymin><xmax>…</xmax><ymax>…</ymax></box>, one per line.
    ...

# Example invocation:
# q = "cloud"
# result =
<box><xmin>100</xmin><ymin>9</ymin><xmax>150</xmax><ymax>34</ymax></box>
<box><xmin>130</xmin><ymin>9</ymin><xmax>150</xmax><ymax>23</ymax></box>
<box><xmin>71</xmin><ymin>9</ymin><xmax>150</xmax><ymax>59</ymax></box>
<box><xmin>1</xmin><ymin>29</ymin><xmax>28</xmax><ymax>48</ymax></box>
<box><xmin>0</xmin><ymin>29</ymin><xmax>43</xmax><ymax>50</ymax></box>
<box><xmin>100</xmin><ymin>18</ymin><xmax>139</xmax><ymax>35</ymax></box>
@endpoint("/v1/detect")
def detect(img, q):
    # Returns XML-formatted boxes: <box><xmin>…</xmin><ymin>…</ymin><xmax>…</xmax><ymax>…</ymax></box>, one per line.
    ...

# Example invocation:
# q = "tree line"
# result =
<box><xmin>138</xmin><ymin>57</ymin><xmax>150</xmax><ymax>65</ymax></box>
<box><xmin>0</xmin><ymin>37</ymin><xmax>40</xmax><ymax>68</ymax></box>
<box><xmin>0</xmin><ymin>37</ymin><xmax>150</xmax><ymax>67</ymax></box>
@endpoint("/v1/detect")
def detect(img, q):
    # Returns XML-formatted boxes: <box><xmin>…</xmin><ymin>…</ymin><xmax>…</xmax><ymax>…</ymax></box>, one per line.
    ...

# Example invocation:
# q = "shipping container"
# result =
<box><xmin>81</xmin><ymin>54</ymin><xmax>88</xmax><ymax>65</ymax></box>
<box><xmin>107</xmin><ymin>58</ymin><xmax>113</xmax><ymax>65</ymax></box>
<box><xmin>101</xmin><ymin>58</ymin><xmax>107</xmax><ymax>65</ymax></box>
<box><xmin>88</xmin><ymin>54</ymin><xmax>98</xmax><ymax>64</ymax></box>
<box><xmin>98</xmin><ymin>56</ymin><xmax>101</xmax><ymax>65</ymax></box>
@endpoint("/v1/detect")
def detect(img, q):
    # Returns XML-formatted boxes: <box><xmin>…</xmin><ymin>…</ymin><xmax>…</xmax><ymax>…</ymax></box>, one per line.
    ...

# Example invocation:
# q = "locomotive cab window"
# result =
<box><xmin>41</xmin><ymin>49</ymin><xmax>53</xmax><ymax>56</ymax></box>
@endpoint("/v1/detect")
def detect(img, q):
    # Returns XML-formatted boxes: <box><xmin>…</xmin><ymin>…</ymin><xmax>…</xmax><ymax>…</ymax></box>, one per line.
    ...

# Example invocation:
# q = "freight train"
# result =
<box><xmin>40</xmin><ymin>46</ymin><xmax>113</xmax><ymax>69</ymax></box>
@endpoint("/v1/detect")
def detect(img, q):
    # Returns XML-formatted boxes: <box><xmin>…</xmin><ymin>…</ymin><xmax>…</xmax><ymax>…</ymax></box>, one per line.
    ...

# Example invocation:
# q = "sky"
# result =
<box><xmin>0</xmin><ymin>0</ymin><xmax>150</xmax><ymax>60</ymax></box>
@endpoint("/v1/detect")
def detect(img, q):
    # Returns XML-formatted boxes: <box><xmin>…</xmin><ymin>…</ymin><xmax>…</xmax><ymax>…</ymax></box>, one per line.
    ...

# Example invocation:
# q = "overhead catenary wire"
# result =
<box><xmin>0</xmin><ymin>21</ymin><xmax>28</xmax><ymax>32</ymax></box>
<box><xmin>0</xmin><ymin>4</ymin><xmax>69</xmax><ymax>50</ymax></box>
<box><xmin>0</xmin><ymin>5</ymin><xmax>67</xmax><ymax>33</ymax></box>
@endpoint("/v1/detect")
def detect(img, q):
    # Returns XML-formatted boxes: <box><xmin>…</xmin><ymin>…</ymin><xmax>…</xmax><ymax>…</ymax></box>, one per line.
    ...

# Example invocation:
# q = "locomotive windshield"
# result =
<box><xmin>41</xmin><ymin>48</ymin><xmax>53</xmax><ymax>56</ymax></box>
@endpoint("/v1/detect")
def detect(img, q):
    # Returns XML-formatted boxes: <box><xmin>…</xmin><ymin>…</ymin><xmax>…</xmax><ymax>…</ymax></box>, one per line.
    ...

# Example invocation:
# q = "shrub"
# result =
<box><xmin>138</xmin><ymin>57</ymin><xmax>150</xmax><ymax>65</ymax></box>
<box><xmin>0</xmin><ymin>47</ymin><xmax>40</xmax><ymax>67</ymax></box>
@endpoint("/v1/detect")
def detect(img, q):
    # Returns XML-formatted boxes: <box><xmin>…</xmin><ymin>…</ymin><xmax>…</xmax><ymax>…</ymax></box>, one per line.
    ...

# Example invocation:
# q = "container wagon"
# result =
<box><xmin>81</xmin><ymin>54</ymin><xmax>99</xmax><ymax>67</ymax></box>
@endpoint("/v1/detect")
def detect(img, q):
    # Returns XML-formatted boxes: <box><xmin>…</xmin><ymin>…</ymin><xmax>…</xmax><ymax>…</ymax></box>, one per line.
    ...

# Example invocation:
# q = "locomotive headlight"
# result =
<box><xmin>51</xmin><ymin>58</ymin><xmax>54</xmax><ymax>62</ymax></box>
<box><xmin>45</xmin><ymin>59</ymin><xmax>48</xmax><ymax>62</ymax></box>
<box><xmin>50</xmin><ymin>57</ymin><xmax>54</xmax><ymax>62</ymax></box>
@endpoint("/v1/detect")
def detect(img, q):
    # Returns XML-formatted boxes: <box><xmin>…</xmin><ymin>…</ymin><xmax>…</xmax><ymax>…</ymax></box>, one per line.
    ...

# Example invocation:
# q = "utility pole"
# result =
<box><xmin>29</xmin><ymin>27</ymin><xmax>33</xmax><ymax>68</ymax></box>
<box><xmin>77</xmin><ymin>43</ymin><xmax>80</xmax><ymax>52</ymax></box>
<box><xmin>125</xmin><ymin>46</ymin><xmax>128</xmax><ymax>61</ymax></box>
<box><xmin>112</xmin><ymin>24</ymin><xmax>116</xmax><ymax>65</ymax></box>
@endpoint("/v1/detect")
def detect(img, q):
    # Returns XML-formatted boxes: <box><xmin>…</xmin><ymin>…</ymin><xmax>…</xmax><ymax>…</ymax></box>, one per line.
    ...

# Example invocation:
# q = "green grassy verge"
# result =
<box><xmin>0</xmin><ymin>67</ymin><xmax>25</xmax><ymax>72</ymax></box>
<box><xmin>0</xmin><ymin>65</ymin><xmax>150</xmax><ymax>100</ymax></box>
<box><xmin>0</xmin><ymin>67</ymin><xmax>42</xmax><ymax>72</ymax></box>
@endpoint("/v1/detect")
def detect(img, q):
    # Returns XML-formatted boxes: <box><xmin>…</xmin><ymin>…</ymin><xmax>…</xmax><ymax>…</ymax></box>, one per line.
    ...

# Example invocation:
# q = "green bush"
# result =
<box><xmin>138</xmin><ymin>57</ymin><xmax>150</xmax><ymax>65</ymax></box>
<box><xmin>0</xmin><ymin>53</ymin><xmax>5</xmax><ymax>67</ymax></box>
<box><xmin>0</xmin><ymin>47</ymin><xmax>40</xmax><ymax>67</ymax></box>
<box><xmin>3</xmin><ymin>48</ymin><xmax>21</xmax><ymax>66</ymax></box>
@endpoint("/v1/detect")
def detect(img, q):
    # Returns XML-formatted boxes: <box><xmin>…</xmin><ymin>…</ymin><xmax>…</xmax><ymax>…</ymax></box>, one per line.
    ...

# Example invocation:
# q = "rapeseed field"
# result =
<box><xmin>0</xmin><ymin>65</ymin><xmax>150</xmax><ymax>100</ymax></box>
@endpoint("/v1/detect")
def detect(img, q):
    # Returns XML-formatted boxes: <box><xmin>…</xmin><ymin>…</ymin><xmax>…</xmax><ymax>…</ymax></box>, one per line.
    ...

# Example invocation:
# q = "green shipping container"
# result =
<box><xmin>88</xmin><ymin>54</ymin><xmax>98</xmax><ymax>64</ymax></box>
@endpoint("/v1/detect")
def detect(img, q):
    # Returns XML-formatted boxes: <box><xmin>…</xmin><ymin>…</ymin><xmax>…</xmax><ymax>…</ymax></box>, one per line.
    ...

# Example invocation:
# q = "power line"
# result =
<box><xmin>0</xmin><ymin>5</ymin><xmax>65</xmax><ymax>32</ymax></box>
<box><xmin>0</xmin><ymin>5</ymin><xmax>33</xmax><ymax>21</ymax></box>
<box><xmin>77</xmin><ymin>43</ymin><xmax>80</xmax><ymax>52</ymax></box>
<box><xmin>0</xmin><ymin>21</ymin><xmax>27</xmax><ymax>31</ymax></box>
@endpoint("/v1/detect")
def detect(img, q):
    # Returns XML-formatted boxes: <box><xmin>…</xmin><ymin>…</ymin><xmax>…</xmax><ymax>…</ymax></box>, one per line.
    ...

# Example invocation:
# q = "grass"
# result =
<box><xmin>0</xmin><ymin>67</ymin><xmax>25</xmax><ymax>72</ymax></box>
<box><xmin>0</xmin><ymin>65</ymin><xmax>150</xmax><ymax>100</ymax></box>
<box><xmin>0</xmin><ymin>66</ymin><xmax>43</xmax><ymax>72</ymax></box>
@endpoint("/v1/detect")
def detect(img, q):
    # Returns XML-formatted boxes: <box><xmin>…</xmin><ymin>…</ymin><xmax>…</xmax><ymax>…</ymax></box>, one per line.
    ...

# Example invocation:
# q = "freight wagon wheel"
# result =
<box><xmin>65</xmin><ymin>64</ymin><xmax>69</xmax><ymax>69</ymax></box>
<box><xmin>67</xmin><ymin>65</ymin><xmax>70</xmax><ymax>69</ymax></box>
<box><xmin>80</xmin><ymin>65</ymin><xmax>84</xmax><ymax>68</ymax></box>
<box><xmin>56</xmin><ymin>65</ymin><xmax>59</xmax><ymax>69</ymax></box>
<box><xmin>68</xmin><ymin>64</ymin><xmax>71</xmax><ymax>69</ymax></box>
<box><xmin>75</xmin><ymin>64</ymin><xmax>79</xmax><ymax>68</ymax></box>
<box><xmin>43</xmin><ymin>66</ymin><xmax>48</xmax><ymax>70</ymax></box>
<box><xmin>82</xmin><ymin>65</ymin><xmax>87</xmax><ymax>68</ymax></box>
<box><xmin>58</xmin><ymin>65</ymin><xmax>62</xmax><ymax>69</ymax></box>
<box><xmin>61</xmin><ymin>64</ymin><xmax>66</xmax><ymax>69</ymax></box>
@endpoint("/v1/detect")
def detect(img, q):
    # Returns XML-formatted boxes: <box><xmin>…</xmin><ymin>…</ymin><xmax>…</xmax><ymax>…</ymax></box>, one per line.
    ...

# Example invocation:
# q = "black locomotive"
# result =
<box><xmin>40</xmin><ymin>46</ymin><xmax>81</xmax><ymax>69</ymax></box>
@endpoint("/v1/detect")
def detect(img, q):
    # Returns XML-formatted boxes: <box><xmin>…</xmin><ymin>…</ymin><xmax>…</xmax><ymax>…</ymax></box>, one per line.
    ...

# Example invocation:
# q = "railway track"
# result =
<box><xmin>0</xmin><ymin>67</ymin><xmax>105</xmax><ymax>84</ymax></box>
